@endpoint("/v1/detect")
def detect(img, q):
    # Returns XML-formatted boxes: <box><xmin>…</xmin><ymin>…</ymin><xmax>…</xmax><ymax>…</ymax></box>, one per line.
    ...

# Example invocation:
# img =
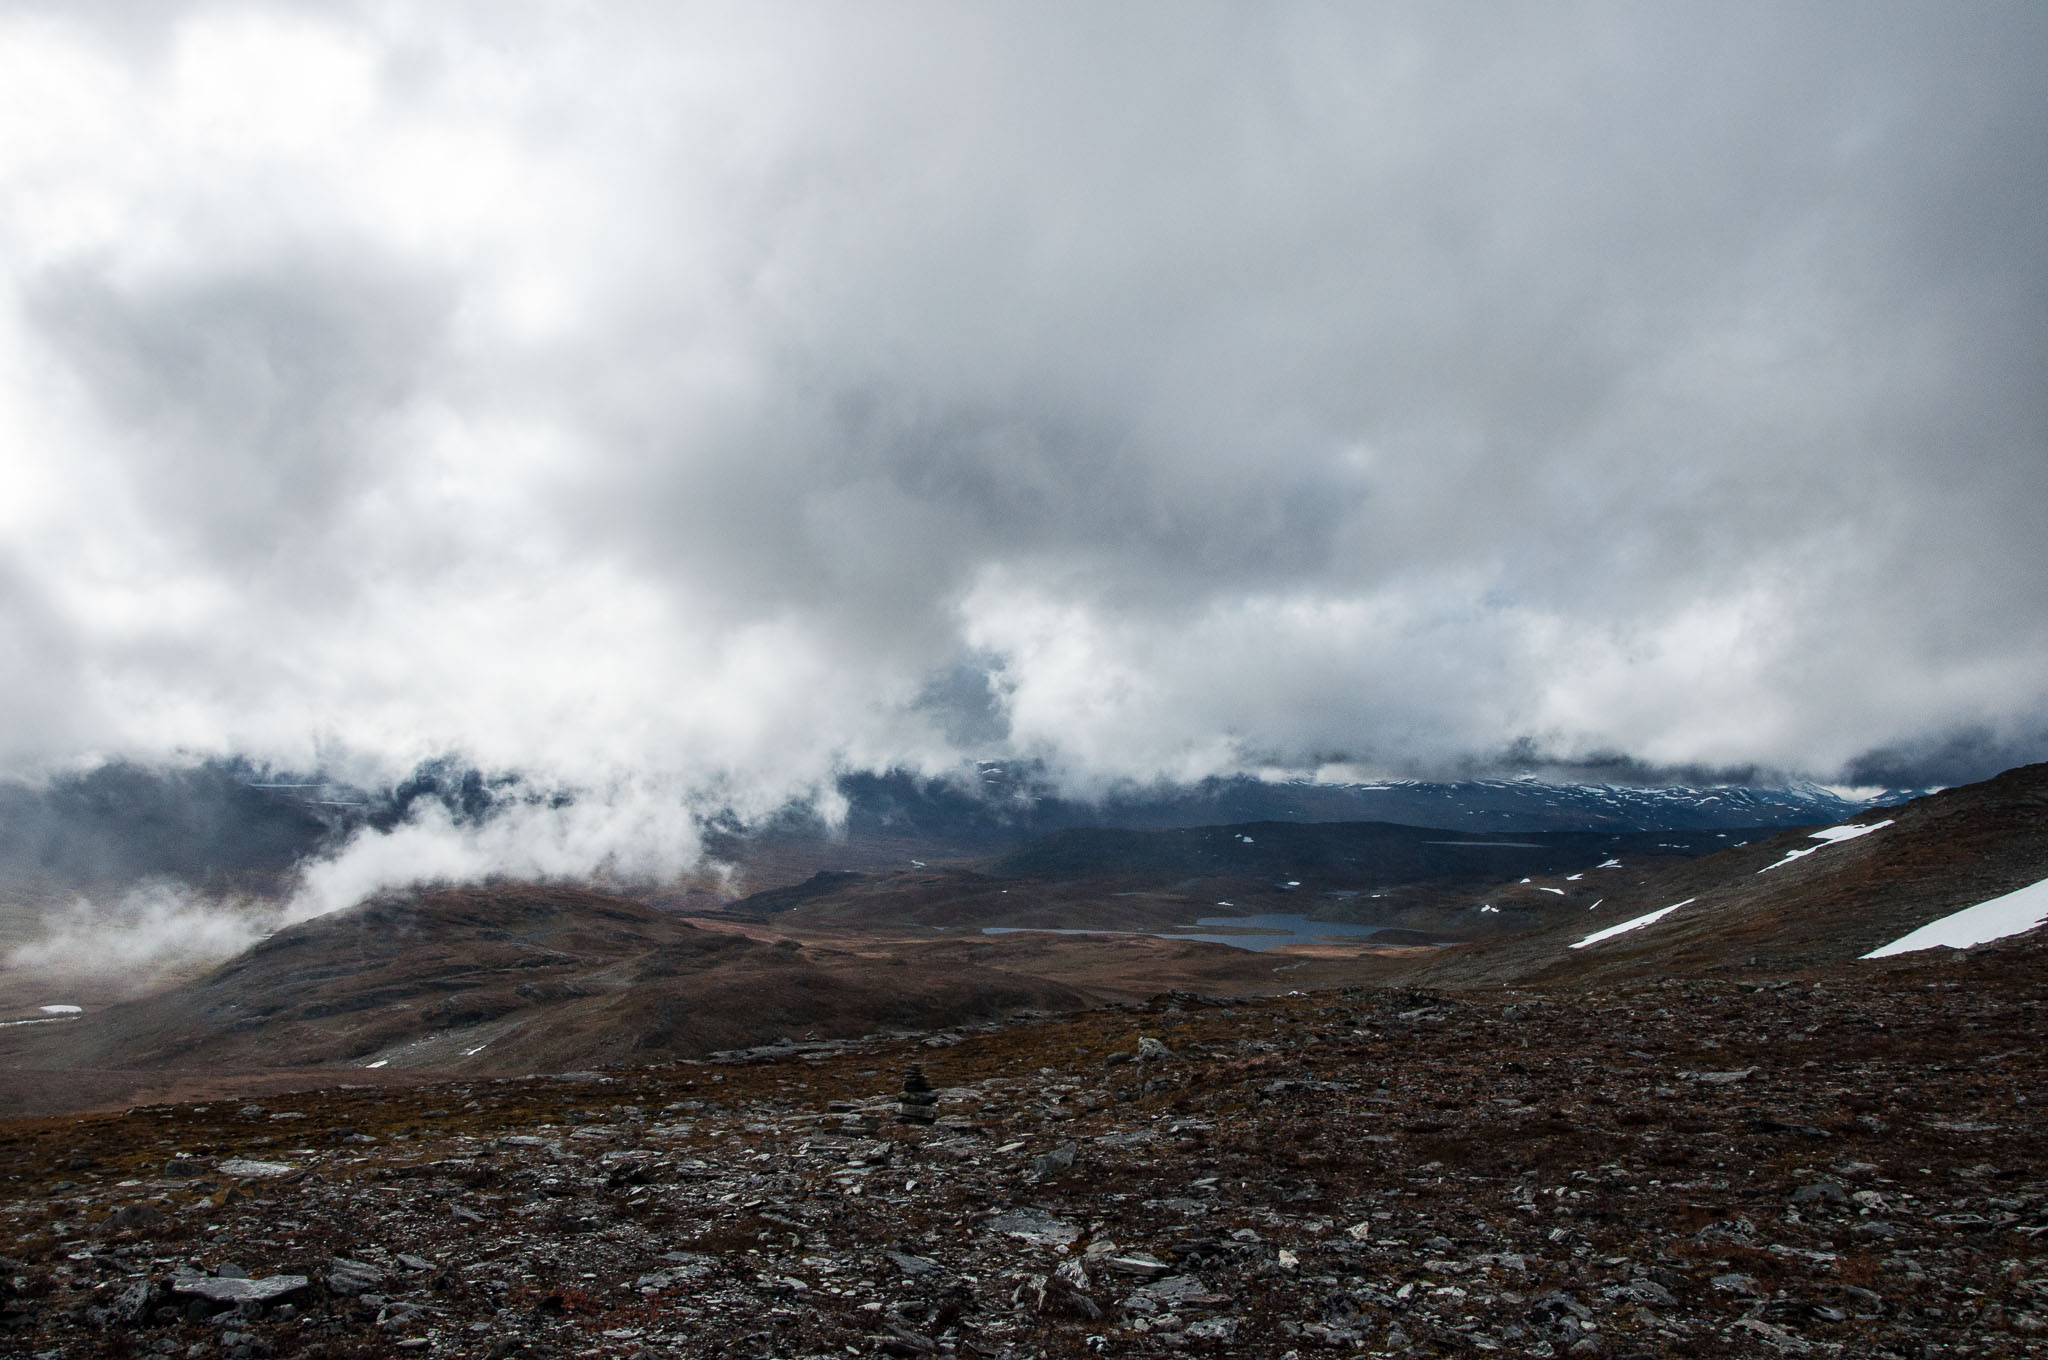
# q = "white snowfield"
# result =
<box><xmin>1757</xmin><ymin>819</ymin><xmax>1894</xmax><ymax>873</ymax></box>
<box><xmin>1571</xmin><ymin>899</ymin><xmax>1694</xmax><ymax>950</ymax></box>
<box><xmin>1862</xmin><ymin>874</ymin><xmax>2048</xmax><ymax>959</ymax></box>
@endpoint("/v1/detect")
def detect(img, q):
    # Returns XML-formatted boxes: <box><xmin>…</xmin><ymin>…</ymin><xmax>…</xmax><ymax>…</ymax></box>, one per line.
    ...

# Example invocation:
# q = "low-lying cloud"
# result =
<box><xmin>7</xmin><ymin>880</ymin><xmax>271</xmax><ymax>978</ymax></box>
<box><xmin>283</xmin><ymin>778</ymin><xmax>714</xmax><ymax>922</ymax></box>
<box><xmin>0</xmin><ymin>1</ymin><xmax>2043</xmax><ymax>874</ymax></box>
<box><xmin>4</xmin><ymin>776</ymin><xmax>733</xmax><ymax>971</ymax></box>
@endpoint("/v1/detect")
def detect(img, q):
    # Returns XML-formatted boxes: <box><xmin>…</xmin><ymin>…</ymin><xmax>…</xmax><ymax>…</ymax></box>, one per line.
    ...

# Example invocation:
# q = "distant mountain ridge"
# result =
<box><xmin>825</xmin><ymin>766</ymin><xmax>1914</xmax><ymax>841</ymax></box>
<box><xmin>0</xmin><ymin>756</ymin><xmax>1917</xmax><ymax>908</ymax></box>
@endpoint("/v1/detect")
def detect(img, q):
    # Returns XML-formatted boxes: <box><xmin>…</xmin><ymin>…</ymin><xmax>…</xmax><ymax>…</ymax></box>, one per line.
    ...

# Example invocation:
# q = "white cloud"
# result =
<box><xmin>7</xmin><ymin>881</ymin><xmax>268</xmax><ymax>976</ymax></box>
<box><xmin>168</xmin><ymin>12</ymin><xmax>375</xmax><ymax>158</ymax></box>
<box><xmin>0</xmin><ymin>0</ymin><xmax>2040</xmax><ymax>838</ymax></box>
<box><xmin>284</xmin><ymin>780</ymin><xmax>708</xmax><ymax>921</ymax></box>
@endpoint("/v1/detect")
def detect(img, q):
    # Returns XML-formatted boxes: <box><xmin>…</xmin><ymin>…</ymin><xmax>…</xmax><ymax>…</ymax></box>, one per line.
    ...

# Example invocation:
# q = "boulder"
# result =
<box><xmin>168</xmin><ymin>1273</ymin><xmax>309</xmax><ymax>1305</ymax></box>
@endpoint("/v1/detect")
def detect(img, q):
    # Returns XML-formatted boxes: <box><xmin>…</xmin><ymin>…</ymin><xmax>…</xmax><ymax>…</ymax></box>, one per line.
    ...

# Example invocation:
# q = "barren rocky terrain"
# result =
<box><xmin>2</xmin><ymin>766</ymin><xmax>2043</xmax><ymax>1357</ymax></box>
<box><xmin>3</xmin><ymin>929</ymin><xmax>2045</xmax><ymax>1360</ymax></box>
<box><xmin>0</xmin><ymin>887</ymin><xmax>1090</xmax><ymax>1084</ymax></box>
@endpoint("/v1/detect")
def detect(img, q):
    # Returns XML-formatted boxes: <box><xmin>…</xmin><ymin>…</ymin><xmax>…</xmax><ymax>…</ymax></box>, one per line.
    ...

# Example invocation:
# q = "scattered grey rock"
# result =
<box><xmin>1790</xmin><ymin>1180</ymin><xmax>1849</xmax><ymax>1205</ymax></box>
<box><xmin>214</xmin><ymin>1159</ymin><xmax>295</xmax><ymax>1180</ymax></box>
<box><xmin>0</xmin><ymin>960</ymin><xmax>2035</xmax><ymax>1360</ymax></box>
<box><xmin>105</xmin><ymin>1279</ymin><xmax>162</xmax><ymax>1324</ymax></box>
<box><xmin>1731</xmin><ymin>1315</ymin><xmax>1812</xmax><ymax>1351</ymax></box>
<box><xmin>325</xmin><ymin>1259</ymin><xmax>385</xmax><ymax>1296</ymax></box>
<box><xmin>1103</xmin><ymin>1253</ymin><xmax>1173</xmax><ymax>1278</ymax></box>
<box><xmin>1028</xmin><ymin>1141</ymin><xmax>1077</xmax><ymax>1178</ymax></box>
<box><xmin>656</xmin><ymin>1252</ymin><xmax>718</xmax><ymax>1280</ymax></box>
<box><xmin>1029</xmin><ymin>1259</ymin><xmax>1102</xmax><ymax>1321</ymax></box>
<box><xmin>1528</xmin><ymin>1290</ymin><xmax>1593</xmax><ymax>1322</ymax></box>
<box><xmin>986</xmin><ymin>1208</ymin><xmax>1080</xmax><ymax>1245</ymax></box>
<box><xmin>1124</xmin><ymin>1273</ymin><xmax>1225</xmax><ymax>1316</ymax></box>
<box><xmin>879</xmin><ymin>1322</ymin><xmax>939</xmax><ymax>1355</ymax></box>
<box><xmin>168</xmin><ymin>1274</ymin><xmax>308</xmax><ymax>1305</ymax></box>
<box><xmin>1622</xmin><ymin>1278</ymin><xmax>1677</xmax><ymax>1308</ymax></box>
<box><xmin>104</xmin><ymin>1203</ymin><xmax>164</xmax><ymax>1231</ymax></box>
<box><xmin>1688</xmin><ymin>1067</ymin><xmax>1756</xmax><ymax>1084</ymax></box>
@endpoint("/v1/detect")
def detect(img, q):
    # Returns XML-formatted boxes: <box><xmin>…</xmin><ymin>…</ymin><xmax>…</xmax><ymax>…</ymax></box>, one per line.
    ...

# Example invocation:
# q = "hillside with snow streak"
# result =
<box><xmin>1388</xmin><ymin>761</ymin><xmax>2048</xmax><ymax>986</ymax></box>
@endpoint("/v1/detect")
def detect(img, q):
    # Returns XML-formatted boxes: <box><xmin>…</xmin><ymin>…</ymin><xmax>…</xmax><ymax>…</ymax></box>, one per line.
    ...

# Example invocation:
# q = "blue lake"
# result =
<box><xmin>981</xmin><ymin>913</ymin><xmax>1391</xmax><ymax>953</ymax></box>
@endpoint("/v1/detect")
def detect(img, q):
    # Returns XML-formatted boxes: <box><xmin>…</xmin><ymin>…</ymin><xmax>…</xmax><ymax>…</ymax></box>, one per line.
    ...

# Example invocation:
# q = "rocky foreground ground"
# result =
<box><xmin>1</xmin><ymin>940</ymin><xmax>2044</xmax><ymax>1360</ymax></box>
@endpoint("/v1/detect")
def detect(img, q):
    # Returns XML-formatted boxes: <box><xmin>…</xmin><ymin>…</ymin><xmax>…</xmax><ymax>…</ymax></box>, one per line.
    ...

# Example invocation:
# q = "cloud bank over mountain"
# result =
<box><xmin>3</xmin><ymin>0</ymin><xmax>2045</xmax><ymax>833</ymax></box>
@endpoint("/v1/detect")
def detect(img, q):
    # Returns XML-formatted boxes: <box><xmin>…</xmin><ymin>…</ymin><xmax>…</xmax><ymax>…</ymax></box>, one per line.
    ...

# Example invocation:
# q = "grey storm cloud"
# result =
<box><xmin>2</xmin><ymin>0</ymin><xmax>2046</xmax><ymax>835</ymax></box>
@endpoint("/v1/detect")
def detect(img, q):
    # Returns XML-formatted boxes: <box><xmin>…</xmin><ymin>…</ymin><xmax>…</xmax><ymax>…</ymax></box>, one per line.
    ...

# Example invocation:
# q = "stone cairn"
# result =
<box><xmin>898</xmin><ymin>1065</ymin><xmax>938</xmax><ymax>1125</ymax></box>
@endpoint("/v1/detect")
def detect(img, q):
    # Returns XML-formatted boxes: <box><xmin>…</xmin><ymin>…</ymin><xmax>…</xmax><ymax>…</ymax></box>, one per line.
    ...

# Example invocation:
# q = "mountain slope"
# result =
<box><xmin>1399</xmin><ymin>760</ymin><xmax>2048</xmax><ymax>985</ymax></box>
<box><xmin>13</xmin><ymin>884</ymin><xmax>1087</xmax><ymax>1073</ymax></box>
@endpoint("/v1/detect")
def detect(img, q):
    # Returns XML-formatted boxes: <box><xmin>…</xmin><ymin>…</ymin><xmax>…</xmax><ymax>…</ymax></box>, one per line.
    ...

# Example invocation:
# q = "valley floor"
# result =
<box><xmin>1</xmin><ymin>937</ymin><xmax>2044</xmax><ymax>1360</ymax></box>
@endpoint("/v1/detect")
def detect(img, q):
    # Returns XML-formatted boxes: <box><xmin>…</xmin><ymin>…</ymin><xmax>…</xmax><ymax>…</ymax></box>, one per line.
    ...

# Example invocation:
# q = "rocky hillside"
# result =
<box><xmin>13</xmin><ymin>885</ymin><xmax>1088</xmax><ymax>1075</ymax></box>
<box><xmin>0</xmin><ymin>931</ymin><xmax>2042</xmax><ymax>1358</ymax></box>
<box><xmin>1393</xmin><ymin>761</ymin><xmax>2048</xmax><ymax>987</ymax></box>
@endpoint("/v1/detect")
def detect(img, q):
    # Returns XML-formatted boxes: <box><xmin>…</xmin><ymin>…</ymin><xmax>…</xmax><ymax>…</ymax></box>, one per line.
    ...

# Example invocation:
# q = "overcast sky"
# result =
<box><xmin>4</xmin><ymin>1</ymin><xmax>2046</xmax><ymax>826</ymax></box>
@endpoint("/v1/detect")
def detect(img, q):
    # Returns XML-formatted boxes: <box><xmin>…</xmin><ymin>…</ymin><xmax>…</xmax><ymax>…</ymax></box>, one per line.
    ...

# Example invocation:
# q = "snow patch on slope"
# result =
<box><xmin>1571</xmin><ymin>899</ymin><xmax>1694</xmax><ymax>950</ymax></box>
<box><xmin>1756</xmin><ymin>819</ymin><xmax>1893</xmax><ymax>873</ymax></box>
<box><xmin>1862</xmin><ymin>876</ymin><xmax>2048</xmax><ymax>958</ymax></box>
